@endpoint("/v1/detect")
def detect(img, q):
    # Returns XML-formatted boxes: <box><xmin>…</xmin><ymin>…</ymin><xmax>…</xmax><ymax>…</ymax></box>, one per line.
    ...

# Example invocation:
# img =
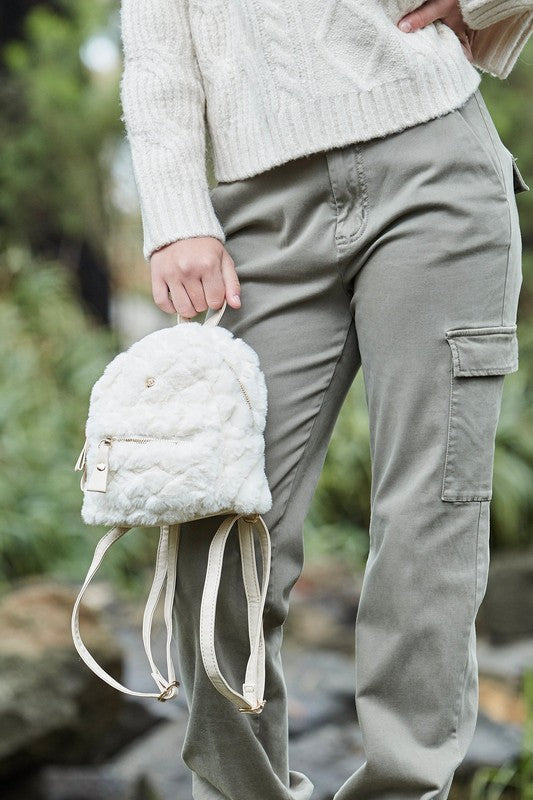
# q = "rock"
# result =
<box><xmin>108</xmin><ymin>718</ymin><xmax>192</xmax><ymax>800</ymax></box>
<box><xmin>474</xmin><ymin>635</ymin><xmax>533</xmax><ymax>727</ymax></box>
<box><xmin>285</xmin><ymin>560</ymin><xmax>362</xmax><ymax>653</ymax></box>
<box><xmin>456</xmin><ymin>710</ymin><xmax>523</xmax><ymax>778</ymax></box>
<box><xmin>283</xmin><ymin>645</ymin><xmax>357</xmax><ymax>737</ymax></box>
<box><xmin>0</xmin><ymin>580</ymin><xmax>157</xmax><ymax>780</ymax></box>
<box><xmin>479</xmin><ymin>675</ymin><xmax>526</xmax><ymax>726</ymax></box>
<box><xmin>289</xmin><ymin>723</ymin><xmax>365</xmax><ymax>800</ymax></box>
<box><xmin>91</xmin><ymin>590</ymin><xmax>190</xmax><ymax>725</ymax></box>
<box><xmin>477</xmin><ymin>550</ymin><xmax>533</xmax><ymax>643</ymax></box>
<box><xmin>2</xmin><ymin>766</ymin><xmax>163</xmax><ymax>800</ymax></box>
<box><xmin>477</xmin><ymin>636</ymin><xmax>533</xmax><ymax>684</ymax></box>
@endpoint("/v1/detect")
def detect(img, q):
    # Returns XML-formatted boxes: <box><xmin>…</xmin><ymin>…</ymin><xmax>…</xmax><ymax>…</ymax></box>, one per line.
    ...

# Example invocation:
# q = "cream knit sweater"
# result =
<box><xmin>119</xmin><ymin>0</ymin><xmax>533</xmax><ymax>262</ymax></box>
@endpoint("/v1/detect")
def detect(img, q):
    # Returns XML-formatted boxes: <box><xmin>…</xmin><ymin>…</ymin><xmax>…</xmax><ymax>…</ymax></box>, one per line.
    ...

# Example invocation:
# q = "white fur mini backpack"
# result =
<box><xmin>72</xmin><ymin>301</ymin><xmax>272</xmax><ymax>714</ymax></box>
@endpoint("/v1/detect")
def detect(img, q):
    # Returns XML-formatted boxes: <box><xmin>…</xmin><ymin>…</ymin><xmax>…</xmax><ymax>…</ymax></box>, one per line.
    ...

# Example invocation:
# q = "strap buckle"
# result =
<box><xmin>157</xmin><ymin>680</ymin><xmax>180</xmax><ymax>702</ymax></box>
<box><xmin>238</xmin><ymin>700</ymin><xmax>266</xmax><ymax>714</ymax></box>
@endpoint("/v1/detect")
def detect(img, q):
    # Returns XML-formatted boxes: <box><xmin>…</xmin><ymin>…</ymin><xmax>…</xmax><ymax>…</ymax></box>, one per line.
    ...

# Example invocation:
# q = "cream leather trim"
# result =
<box><xmin>71</xmin><ymin>512</ymin><xmax>271</xmax><ymax>712</ymax></box>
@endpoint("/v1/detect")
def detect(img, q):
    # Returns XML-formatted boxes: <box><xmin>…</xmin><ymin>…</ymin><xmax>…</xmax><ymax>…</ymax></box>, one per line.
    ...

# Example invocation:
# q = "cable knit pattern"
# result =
<box><xmin>119</xmin><ymin>0</ymin><xmax>533</xmax><ymax>262</ymax></box>
<box><xmin>119</xmin><ymin>0</ymin><xmax>227</xmax><ymax>259</ymax></box>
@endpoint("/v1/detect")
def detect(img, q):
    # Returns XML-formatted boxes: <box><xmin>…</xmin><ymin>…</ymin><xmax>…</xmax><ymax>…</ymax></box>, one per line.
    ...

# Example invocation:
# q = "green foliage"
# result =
<box><xmin>304</xmin><ymin>376</ymin><xmax>372</xmax><ymax>571</ymax></box>
<box><xmin>470</xmin><ymin>669</ymin><xmax>533</xmax><ymax>800</ymax></box>
<box><xmin>482</xmin><ymin>39</ymin><xmax>533</xmax><ymax>320</ymax></box>
<box><xmin>0</xmin><ymin>249</ymin><xmax>155</xmax><ymax>589</ymax></box>
<box><xmin>0</xmin><ymin>0</ymin><xmax>122</xmax><ymax>255</ymax></box>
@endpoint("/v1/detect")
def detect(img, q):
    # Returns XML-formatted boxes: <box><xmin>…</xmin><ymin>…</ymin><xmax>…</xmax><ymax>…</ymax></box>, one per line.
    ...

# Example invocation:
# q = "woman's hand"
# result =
<box><xmin>397</xmin><ymin>0</ymin><xmax>474</xmax><ymax>64</ymax></box>
<box><xmin>150</xmin><ymin>236</ymin><xmax>241</xmax><ymax>318</ymax></box>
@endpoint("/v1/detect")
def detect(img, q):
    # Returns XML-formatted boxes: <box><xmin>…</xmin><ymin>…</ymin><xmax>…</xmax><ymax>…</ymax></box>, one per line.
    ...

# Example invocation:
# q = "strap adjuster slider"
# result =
<box><xmin>157</xmin><ymin>680</ymin><xmax>180</xmax><ymax>702</ymax></box>
<box><xmin>238</xmin><ymin>699</ymin><xmax>266</xmax><ymax>714</ymax></box>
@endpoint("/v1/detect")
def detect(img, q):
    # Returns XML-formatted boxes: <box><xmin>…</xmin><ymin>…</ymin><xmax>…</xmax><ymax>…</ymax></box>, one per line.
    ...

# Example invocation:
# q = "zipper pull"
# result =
<box><xmin>74</xmin><ymin>439</ymin><xmax>89</xmax><ymax>491</ymax></box>
<box><xmin>74</xmin><ymin>439</ymin><xmax>88</xmax><ymax>472</ymax></box>
<box><xmin>85</xmin><ymin>437</ymin><xmax>112</xmax><ymax>493</ymax></box>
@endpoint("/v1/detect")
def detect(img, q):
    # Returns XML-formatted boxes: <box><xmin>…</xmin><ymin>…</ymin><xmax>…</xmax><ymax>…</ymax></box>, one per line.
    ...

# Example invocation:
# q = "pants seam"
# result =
<box><xmin>451</xmin><ymin>499</ymin><xmax>483</xmax><ymax>759</ymax></box>
<box><xmin>471</xmin><ymin>90</ymin><xmax>508</xmax><ymax>194</ymax></box>
<box><xmin>331</xmin><ymin>147</ymin><xmax>369</xmax><ymax>245</ymax></box>
<box><xmin>441</xmin><ymin>353</ymin><xmax>454</xmax><ymax>501</ymax></box>
<box><xmin>252</xmin><ymin>316</ymin><xmax>353</xmax><ymax>780</ymax></box>
<box><xmin>325</xmin><ymin>147</ymin><xmax>368</xmax><ymax>298</ymax></box>
<box><xmin>254</xmin><ymin>317</ymin><xmax>353</xmax><ymax>789</ymax></box>
<box><xmin>263</xmin><ymin>316</ymin><xmax>355</xmax><ymax>618</ymax></box>
<box><xmin>499</xmin><ymin>202</ymin><xmax>513</xmax><ymax>325</ymax></box>
<box><xmin>471</xmin><ymin>91</ymin><xmax>513</xmax><ymax>324</ymax></box>
<box><xmin>326</xmin><ymin>163</ymin><xmax>353</xmax><ymax>299</ymax></box>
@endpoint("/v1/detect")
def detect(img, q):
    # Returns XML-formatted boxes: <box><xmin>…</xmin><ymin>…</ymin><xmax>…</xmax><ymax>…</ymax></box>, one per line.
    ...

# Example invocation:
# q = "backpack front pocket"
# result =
<box><xmin>441</xmin><ymin>325</ymin><xmax>519</xmax><ymax>502</ymax></box>
<box><xmin>77</xmin><ymin>432</ymin><xmax>225</xmax><ymax>526</ymax></box>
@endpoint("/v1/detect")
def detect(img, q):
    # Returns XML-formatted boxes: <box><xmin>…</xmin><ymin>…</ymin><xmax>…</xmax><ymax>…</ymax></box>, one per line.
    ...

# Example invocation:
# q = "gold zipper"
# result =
<box><xmin>109</xmin><ymin>436</ymin><xmax>182</xmax><ymax>444</ymax></box>
<box><xmin>221</xmin><ymin>359</ymin><xmax>254</xmax><ymax>414</ymax></box>
<box><xmin>75</xmin><ymin>363</ymin><xmax>255</xmax><ymax>494</ymax></box>
<box><xmin>76</xmin><ymin>435</ymin><xmax>183</xmax><ymax>494</ymax></box>
<box><xmin>236</xmin><ymin>378</ymin><xmax>253</xmax><ymax>412</ymax></box>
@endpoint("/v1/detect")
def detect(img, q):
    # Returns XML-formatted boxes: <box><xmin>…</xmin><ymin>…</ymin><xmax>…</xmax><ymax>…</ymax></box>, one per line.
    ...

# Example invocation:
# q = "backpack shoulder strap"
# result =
<box><xmin>71</xmin><ymin>524</ymin><xmax>180</xmax><ymax>701</ymax></box>
<box><xmin>199</xmin><ymin>514</ymin><xmax>271</xmax><ymax>714</ymax></box>
<box><xmin>72</xmin><ymin>512</ymin><xmax>272</xmax><ymax>712</ymax></box>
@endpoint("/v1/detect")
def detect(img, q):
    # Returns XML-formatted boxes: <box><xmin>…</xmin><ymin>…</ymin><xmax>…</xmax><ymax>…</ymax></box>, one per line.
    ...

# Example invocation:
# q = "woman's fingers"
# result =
<box><xmin>150</xmin><ymin>236</ymin><xmax>242</xmax><ymax>318</ymax></box>
<box><xmin>398</xmin><ymin>0</ymin><xmax>474</xmax><ymax>63</ymax></box>
<box><xmin>398</xmin><ymin>0</ymin><xmax>470</xmax><ymax>39</ymax></box>
<box><xmin>220</xmin><ymin>251</ymin><xmax>241</xmax><ymax>308</ymax></box>
<box><xmin>152</xmin><ymin>274</ymin><xmax>177</xmax><ymax>314</ymax></box>
<box><xmin>398</xmin><ymin>0</ymin><xmax>451</xmax><ymax>32</ymax></box>
<box><xmin>201</xmin><ymin>257</ymin><xmax>230</xmax><ymax>311</ymax></box>
<box><xmin>168</xmin><ymin>282</ymin><xmax>200</xmax><ymax>318</ymax></box>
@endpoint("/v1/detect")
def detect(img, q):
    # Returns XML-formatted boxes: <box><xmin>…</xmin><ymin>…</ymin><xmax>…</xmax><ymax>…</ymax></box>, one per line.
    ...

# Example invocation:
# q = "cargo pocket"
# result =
<box><xmin>441</xmin><ymin>325</ymin><xmax>519</xmax><ymax>502</ymax></box>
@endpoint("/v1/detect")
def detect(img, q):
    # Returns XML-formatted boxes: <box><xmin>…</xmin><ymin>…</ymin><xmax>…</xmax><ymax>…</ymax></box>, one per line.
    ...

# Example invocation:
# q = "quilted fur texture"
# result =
<box><xmin>79</xmin><ymin>321</ymin><xmax>272</xmax><ymax>526</ymax></box>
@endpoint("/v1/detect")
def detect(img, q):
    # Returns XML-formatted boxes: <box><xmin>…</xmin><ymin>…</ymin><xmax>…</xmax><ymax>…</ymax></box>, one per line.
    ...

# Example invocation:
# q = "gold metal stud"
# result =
<box><xmin>145</xmin><ymin>377</ymin><xmax>156</xmax><ymax>388</ymax></box>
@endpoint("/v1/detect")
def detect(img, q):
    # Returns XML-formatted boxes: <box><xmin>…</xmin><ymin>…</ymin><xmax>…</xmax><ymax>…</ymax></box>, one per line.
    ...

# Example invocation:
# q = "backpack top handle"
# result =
<box><xmin>177</xmin><ymin>299</ymin><xmax>227</xmax><ymax>327</ymax></box>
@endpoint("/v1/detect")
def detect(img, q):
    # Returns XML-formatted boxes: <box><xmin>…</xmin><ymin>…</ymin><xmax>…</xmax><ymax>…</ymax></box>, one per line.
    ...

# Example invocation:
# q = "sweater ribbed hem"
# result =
<box><xmin>470</xmin><ymin>11</ymin><xmax>533</xmax><ymax>77</ymax></box>
<box><xmin>459</xmin><ymin>0</ymin><xmax>532</xmax><ymax>28</ymax></box>
<box><xmin>210</xmin><ymin>55</ymin><xmax>482</xmax><ymax>184</ymax></box>
<box><xmin>139</xmin><ymin>180</ymin><xmax>226</xmax><ymax>263</ymax></box>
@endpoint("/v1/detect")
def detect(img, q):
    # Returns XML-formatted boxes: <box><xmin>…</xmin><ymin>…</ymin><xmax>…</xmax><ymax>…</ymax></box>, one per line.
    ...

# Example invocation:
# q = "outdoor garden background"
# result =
<box><xmin>0</xmin><ymin>1</ymin><xmax>532</xmax><ymax>799</ymax></box>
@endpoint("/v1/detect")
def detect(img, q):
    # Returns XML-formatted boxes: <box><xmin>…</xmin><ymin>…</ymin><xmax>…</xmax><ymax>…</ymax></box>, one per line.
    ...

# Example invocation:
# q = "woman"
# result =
<box><xmin>119</xmin><ymin>1</ymin><xmax>533</xmax><ymax>798</ymax></box>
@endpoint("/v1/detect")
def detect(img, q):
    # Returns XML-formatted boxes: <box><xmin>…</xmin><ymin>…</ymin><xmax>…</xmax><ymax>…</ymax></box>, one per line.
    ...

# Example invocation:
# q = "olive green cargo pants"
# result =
<box><xmin>173</xmin><ymin>87</ymin><xmax>529</xmax><ymax>800</ymax></box>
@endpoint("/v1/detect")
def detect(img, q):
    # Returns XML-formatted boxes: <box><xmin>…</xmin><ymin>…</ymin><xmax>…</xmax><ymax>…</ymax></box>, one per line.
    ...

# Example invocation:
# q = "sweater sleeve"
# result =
<box><xmin>119</xmin><ymin>0</ymin><xmax>226</xmax><ymax>263</ymax></box>
<box><xmin>458</xmin><ymin>0</ymin><xmax>533</xmax><ymax>27</ymax></box>
<box><xmin>468</xmin><ymin>11</ymin><xmax>533</xmax><ymax>78</ymax></box>
<box><xmin>457</xmin><ymin>1</ymin><xmax>533</xmax><ymax>79</ymax></box>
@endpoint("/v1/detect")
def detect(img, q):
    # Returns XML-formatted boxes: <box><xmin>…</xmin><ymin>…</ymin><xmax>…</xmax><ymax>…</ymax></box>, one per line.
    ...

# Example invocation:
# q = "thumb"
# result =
<box><xmin>220</xmin><ymin>250</ymin><xmax>241</xmax><ymax>309</ymax></box>
<box><xmin>398</xmin><ymin>0</ymin><xmax>448</xmax><ymax>31</ymax></box>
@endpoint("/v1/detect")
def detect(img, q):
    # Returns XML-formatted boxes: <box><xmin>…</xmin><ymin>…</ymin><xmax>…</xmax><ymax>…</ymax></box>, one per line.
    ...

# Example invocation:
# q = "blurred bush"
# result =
<box><xmin>470</xmin><ymin>668</ymin><xmax>533</xmax><ymax>800</ymax></box>
<box><xmin>0</xmin><ymin>0</ymin><xmax>121</xmax><ymax>256</ymax></box>
<box><xmin>0</xmin><ymin>0</ymin><xmax>123</xmax><ymax>324</ymax></box>
<box><xmin>0</xmin><ymin>249</ymin><xmax>155</xmax><ymax>589</ymax></box>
